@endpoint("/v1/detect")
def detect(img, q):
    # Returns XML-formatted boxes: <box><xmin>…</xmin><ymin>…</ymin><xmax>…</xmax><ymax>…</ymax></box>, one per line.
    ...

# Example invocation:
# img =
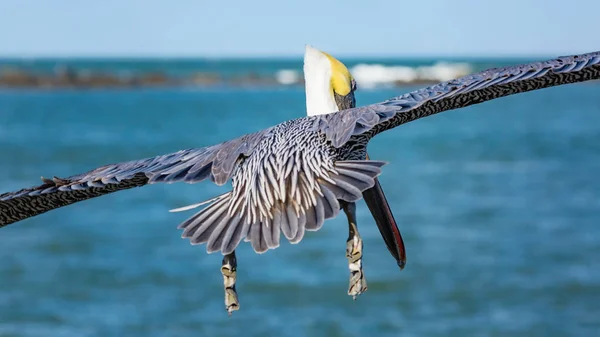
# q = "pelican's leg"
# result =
<box><xmin>221</xmin><ymin>251</ymin><xmax>239</xmax><ymax>315</ymax></box>
<box><xmin>341</xmin><ymin>201</ymin><xmax>367</xmax><ymax>299</ymax></box>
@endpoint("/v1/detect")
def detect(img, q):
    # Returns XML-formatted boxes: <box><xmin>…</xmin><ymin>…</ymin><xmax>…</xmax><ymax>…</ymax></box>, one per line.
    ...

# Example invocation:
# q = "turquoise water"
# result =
<box><xmin>0</xmin><ymin>57</ymin><xmax>532</xmax><ymax>77</ymax></box>
<box><xmin>0</xmin><ymin>61</ymin><xmax>599</xmax><ymax>336</ymax></box>
<box><xmin>0</xmin><ymin>56</ymin><xmax>550</xmax><ymax>89</ymax></box>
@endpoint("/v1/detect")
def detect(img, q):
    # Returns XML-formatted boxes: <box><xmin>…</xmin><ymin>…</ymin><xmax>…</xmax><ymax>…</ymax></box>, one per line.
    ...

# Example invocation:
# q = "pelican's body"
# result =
<box><xmin>178</xmin><ymin>117</ymin><xmax>370</xmax><ymax>254</ymax></box>
<box><xmin>1</xmin><ymin>47</ymin><xmax>599</xmax><ymax>314</ymax></box>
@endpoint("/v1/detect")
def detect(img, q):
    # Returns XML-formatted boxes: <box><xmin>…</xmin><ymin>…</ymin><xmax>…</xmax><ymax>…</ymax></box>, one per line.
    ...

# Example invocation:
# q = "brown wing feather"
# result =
<box><xmin>0</xmin><ymin>130</ymin><xmax>271</xmax><ymax>227</ymax></box>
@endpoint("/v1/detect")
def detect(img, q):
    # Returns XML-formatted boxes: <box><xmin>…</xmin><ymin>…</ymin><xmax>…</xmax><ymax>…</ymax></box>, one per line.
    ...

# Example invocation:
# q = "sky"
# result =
<box><xmin>0</xmin><ymin>0</ymin><xmax>598</xmax><ymax>58</ymax></box>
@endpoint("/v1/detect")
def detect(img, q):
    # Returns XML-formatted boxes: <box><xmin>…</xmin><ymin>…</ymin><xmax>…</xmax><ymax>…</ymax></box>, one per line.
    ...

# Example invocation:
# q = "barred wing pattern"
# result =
<box><xmin>0</xmin><ymin>129</ymin><xmax>271</xmax><ymax>227</ymax></box>
<box><xmin>317</xmin><ymin>51</ymin><xmax>600</xmax><ymax>147</ymax></box>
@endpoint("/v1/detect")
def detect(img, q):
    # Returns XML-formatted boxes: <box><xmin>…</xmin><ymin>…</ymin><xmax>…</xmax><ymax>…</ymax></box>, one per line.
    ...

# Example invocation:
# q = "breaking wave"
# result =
<box><xmin>275</xmin><ymin>62</ymin><xmax>473</xmax><ymax>88</ymax></box>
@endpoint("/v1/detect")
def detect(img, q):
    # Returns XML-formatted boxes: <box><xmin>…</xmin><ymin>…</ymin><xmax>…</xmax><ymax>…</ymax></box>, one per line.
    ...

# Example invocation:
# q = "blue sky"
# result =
<box><xmin>0</xmin><ymin>0</ymin><xmax>597</xmax><ymax>57</ymax></box>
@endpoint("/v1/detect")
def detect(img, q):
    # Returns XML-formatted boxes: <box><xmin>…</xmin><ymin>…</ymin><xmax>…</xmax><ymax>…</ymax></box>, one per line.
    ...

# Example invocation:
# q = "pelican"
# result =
<box><xmin>1</xmin><ymin>47</ymin><xmax>599</xmax><ymax>315</ymax></box>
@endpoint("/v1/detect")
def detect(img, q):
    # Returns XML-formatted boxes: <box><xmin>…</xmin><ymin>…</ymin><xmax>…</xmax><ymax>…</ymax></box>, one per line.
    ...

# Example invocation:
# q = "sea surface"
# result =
<box><xmin>0</xmin><ymin>58</ymin><xmax>599</xmax><ymax>337</ymax></box>
<box><xmin>0</xmin><ymin>56</ymin><xmax>529</xmax><ymax>78</ymax></box>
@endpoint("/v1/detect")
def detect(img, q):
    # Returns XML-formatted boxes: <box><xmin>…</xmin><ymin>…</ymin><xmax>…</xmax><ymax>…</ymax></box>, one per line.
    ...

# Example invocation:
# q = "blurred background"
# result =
<box><xmin>0</xmin><ymin>1</ymin><xmax>599</xmax><ymax>336</ymax></box>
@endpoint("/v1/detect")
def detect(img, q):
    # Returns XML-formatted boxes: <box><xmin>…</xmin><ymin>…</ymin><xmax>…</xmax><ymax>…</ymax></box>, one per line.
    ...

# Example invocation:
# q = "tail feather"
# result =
<box><xmin>249</xmin><ymin>221</ymin><xmax>269</xmax><ymax>253</ymax></box>
<box><xmin>177</xmin><ymin>160</ymin><xmax>387</xmax><ymax>255</ymax></box>
<box><xmin>221</xmin><ymin>215</ymin><xmax>250</xmax><ymax>255</ymax></box>
<box><xmin>207</xmin><ymin>213</ymin><xmax>241</xmax><ymax>253</ymax></box>
<box><xmin>188</xmin><ymin>195</ymin><xmax>231</xmax><ymax>245</ymax></box>
<box><xmin>318</xmin><ymin>184</ymin><xmax>341</xmax><ymax>218</ymax></box>
<box><xmin>269</xmin><ymin>207</ymin><xmax>282</xmax><ymax>248</ymax></box>
<box><xmin>290</xmin><ymin>212</ymin><xmax>306</xmax><ymax>244</ymax></box>
<box><xmin>304</xmin><ymin>202</ymin><xmax>324</xmax><ymax>231</ymax></box>
<box><xmin>281</xmin><ymin>204</ymin><xmax>299</xmax><ymax>241</ymax></box>
<box><xmin>177</xmin><ymin>193</ymin><xmax>227</xmax><ymax>239</ymax></box>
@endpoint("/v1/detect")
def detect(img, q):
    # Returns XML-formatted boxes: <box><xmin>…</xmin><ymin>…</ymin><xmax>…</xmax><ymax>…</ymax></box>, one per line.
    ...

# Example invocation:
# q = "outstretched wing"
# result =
<box><xmin>3</xmin><ymin>50</ymin><xmax>599</xmax><ymax>228</ymax></box>
<box><xmin>0</xmin><ymin>129</ymin><xmax>271</xmax><ymax>227</ymax></box>
<box><xmin>317</xmin><ymin>51</ymin><xmax>600</xmax><ymax>147</ymax></box>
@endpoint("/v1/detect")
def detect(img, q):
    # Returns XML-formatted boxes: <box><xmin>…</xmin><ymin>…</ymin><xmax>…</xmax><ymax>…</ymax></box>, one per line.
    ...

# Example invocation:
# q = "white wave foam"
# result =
<box><xmin>351</xmin><ymin>64</ymin><xmax>417</xmax><ymax>88</ymax></box>
<box><xmin>416</xmin><ymin>62</ymin><xmax>473</xmax><ymax>82</ymax></box>
<box><xmin>351</xmin><ymin>62</ymin><xmax>472</xmax><ymax>88</ymax></box>
<box><xmin>275</xmin><ymin>69</ymin><xmax>301</xmax><ymax>85</ymax></box>
<box><xmin>274</xmin><ymin>62</ymin><xmax>473</xmax><ymax>87</ymax></box>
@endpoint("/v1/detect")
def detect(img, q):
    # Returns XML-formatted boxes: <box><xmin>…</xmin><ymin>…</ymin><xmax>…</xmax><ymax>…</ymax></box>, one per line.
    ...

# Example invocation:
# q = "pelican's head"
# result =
<box><xmin>304</xmin><ymin>45</ymin><xmax>357</xmax><ymax>116</ymax></box>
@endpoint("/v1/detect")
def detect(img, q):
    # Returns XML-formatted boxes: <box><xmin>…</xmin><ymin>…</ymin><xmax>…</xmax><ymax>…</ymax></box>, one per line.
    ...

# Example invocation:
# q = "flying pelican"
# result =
<box><xmin>214</xmin><ymin>46</ymin><xmax>406</xmax><ymax>314</ymax></box>
<box><xmin>1</xmin><ymin>47</ymin><xmax>599</xmax><ymax>315</ymax></box>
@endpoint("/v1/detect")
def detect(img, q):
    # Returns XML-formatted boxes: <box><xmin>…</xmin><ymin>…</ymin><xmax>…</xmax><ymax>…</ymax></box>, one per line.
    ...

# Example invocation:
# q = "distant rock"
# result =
<box><xmin>0</xmin><ymin>67</ymin><xmax>175</xmax><ymax>89</ymax></box>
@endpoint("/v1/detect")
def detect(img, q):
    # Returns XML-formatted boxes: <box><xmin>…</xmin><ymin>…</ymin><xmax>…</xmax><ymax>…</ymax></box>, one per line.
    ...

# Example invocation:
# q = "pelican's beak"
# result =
<box><xmin>362</xmin><ymin>156</ymin><xmax>406</xmax><ymax>269</ymax></box>
<box><xmin>333</xmin><ymin>80</ymin><xmax>356</xmax><ymax>111</ymax></box>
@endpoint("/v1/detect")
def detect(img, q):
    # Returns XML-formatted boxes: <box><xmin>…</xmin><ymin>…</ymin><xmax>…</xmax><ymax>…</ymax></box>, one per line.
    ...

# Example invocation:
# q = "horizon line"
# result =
<box><xmin>0</xmin><ymin>51</ymin><xmax>570</xmax><ymax>61</ymax></box>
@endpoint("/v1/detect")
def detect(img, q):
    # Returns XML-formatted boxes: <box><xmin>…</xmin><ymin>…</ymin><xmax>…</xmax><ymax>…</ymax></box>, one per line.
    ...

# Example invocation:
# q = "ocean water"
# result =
<box><xmin>0</xmin><ymin>60</ymin><xmax>599</xmax><ymax>337</ymax></box>
<box><xmin>0</xmin><ymin>56</ymin><xmax>530</xmax><ymax>78</ymax></box>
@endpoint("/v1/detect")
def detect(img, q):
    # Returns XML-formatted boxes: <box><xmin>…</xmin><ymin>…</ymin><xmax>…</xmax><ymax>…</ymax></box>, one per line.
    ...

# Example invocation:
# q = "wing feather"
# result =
<box><xmin>317</xmin><ymin>51</ymin><xmax>600</xmax><ymax>147</ymax></box>
<box><xmin>0</xmin><ymin>129</ymin><xmax>271</xmax><ymax>227</ymax></box>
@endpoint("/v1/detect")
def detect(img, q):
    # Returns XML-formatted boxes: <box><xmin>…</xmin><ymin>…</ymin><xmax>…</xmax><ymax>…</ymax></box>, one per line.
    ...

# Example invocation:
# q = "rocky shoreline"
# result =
<box><xmin>0</xmin><ymin>66</ymin><xmax>443</xmax><ymax>89</ymax></box>
<box><xmin>6</xmin><ymin>62</ymin><xmax>594</xmax><ymax>89</ymax></box>
<box><xmin>0</xmin><ymin>67</ymin><xmax>176</xmax><ymax>88</ymax></box>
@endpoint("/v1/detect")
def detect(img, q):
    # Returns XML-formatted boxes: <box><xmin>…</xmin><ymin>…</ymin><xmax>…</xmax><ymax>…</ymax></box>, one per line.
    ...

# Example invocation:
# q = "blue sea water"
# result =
<box><xmin>0</xmin><ymin>59</ymin><xmax>599</xmax><ymax>337</ymax></box>
<box><xmin>0</xmin><ymin>57</ymin><xmax>531</xmax><ymax>78</ymax></box>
